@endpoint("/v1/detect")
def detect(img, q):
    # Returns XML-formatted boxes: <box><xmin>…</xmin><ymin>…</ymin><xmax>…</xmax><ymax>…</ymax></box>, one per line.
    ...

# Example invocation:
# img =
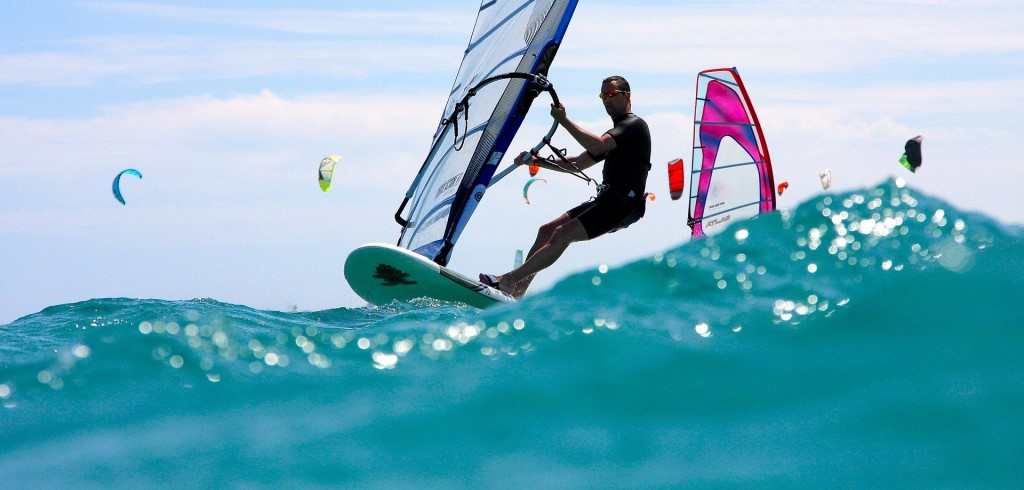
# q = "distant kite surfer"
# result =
<box><xmin>480</xmin><ymin>75</ymin><xmax>652</xmax><ymax>298</ymax></box>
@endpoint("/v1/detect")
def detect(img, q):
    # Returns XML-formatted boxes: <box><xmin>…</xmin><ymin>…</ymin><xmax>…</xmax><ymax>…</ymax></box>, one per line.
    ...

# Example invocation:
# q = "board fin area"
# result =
<box><xmin>344</xmin><ymin>243</ymin><xmax>514</xmax><ymax>308</ymax></box>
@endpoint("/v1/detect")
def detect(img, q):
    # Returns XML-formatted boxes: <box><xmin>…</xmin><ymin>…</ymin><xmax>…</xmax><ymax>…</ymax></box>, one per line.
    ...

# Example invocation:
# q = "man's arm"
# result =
<box><xmin>551</xmin><ymin>104</ymin><xmax>616</xmax><ymax>155</ymax></box>
<box><xmin>516</xmin><ymin>151</ymin><xmax>596</xmax><ymax>174</ymax></box>
<box><xmin>566</xmin><ymin>151</ymin><xmax>599</xmax><ymax>171</ymax></box>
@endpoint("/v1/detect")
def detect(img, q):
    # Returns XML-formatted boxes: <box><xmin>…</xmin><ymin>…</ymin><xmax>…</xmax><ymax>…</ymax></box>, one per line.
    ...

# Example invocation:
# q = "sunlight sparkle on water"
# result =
<box><xmin>212</xmin><ymin>331</ymin><xmax>229</xmax><ymax>348</ymax></box>
<box><xmin>446</xmin><ymin>323</ymin><xmax>481</xmax><ymax>344</ymax></box>
<box><xmin>330</xmin><ymin>334</ymin><xmax>347</xmax><ymax>348</ymax></box>
<box><xmin>393</xmin><ymin>339</ymin><xmax>414</xmax><ymax>355</ymax></box>
<box><xmin>307</xmin><ymin>353</ymin><xmax>330</xmax><ymax>369</ymax></box>
<box><xmin>72</xmin><ymin>344</ymin><xmax>91</xmax><ymax>359</ymax></box>
<box><xmin>695</xmin><ymin>323</ymin><xmax>711</xmax><ymax>338</ymax></box>
<box><xmin>431</xmin><ymin>339</ymin><xmax>453</xmax><ymax>352</ymax></box>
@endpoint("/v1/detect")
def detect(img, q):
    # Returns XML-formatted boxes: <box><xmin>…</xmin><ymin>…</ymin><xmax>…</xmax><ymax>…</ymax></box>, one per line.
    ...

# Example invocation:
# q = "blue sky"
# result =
<box><xmin>2</xmin><ymin>0</ymin><xmax>1021</xmax><ymax>323</ymax></box>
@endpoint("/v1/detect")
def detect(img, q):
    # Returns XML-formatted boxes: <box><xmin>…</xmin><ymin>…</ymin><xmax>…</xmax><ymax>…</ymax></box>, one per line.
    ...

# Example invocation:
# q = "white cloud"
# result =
<box><xmin>0</xmin><ymin>37</ymin><xmax>461</xmax><ymax>86</ymax></box>
<box><xmin>81</xmin><ymin>1</ymin><xmax>472</xmax><ymax>37</ymax></box>
<box><xmin>559</xmin><ymin>2</ymin><xmax>1024</xmax><ymax>74</ymax></box>
<box><xmin>11</xmin><ymin>1</ymin><xmax>1018</xmax><ymax>88</ymax></box>
<box><xmin>0</xmin><ymin>89</ymin><xmax>444</xmax><ymax>184</ymax></box>
<box><xmin>0</xmin><ymin>3</ymin><xmax>472</xmax><ymax>86</ymax></box>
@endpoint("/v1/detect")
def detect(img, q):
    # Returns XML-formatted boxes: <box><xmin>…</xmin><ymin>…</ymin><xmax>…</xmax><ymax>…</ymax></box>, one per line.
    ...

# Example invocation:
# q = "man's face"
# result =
<box><xmin>600</xmin><ymin>81</ymin><xmax>629</xmax><ymax>116</ymax></box>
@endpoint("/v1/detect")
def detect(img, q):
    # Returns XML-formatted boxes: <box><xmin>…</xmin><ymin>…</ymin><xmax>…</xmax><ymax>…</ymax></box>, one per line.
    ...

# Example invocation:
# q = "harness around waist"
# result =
<box><xmin>597</xmin><ymin>186</ymin><xmax>645</xmax><ymax>203</ymax></box>
<box><xmin>596</xmin><ymin>187</ymin><xmax>647</xmax><ymax>233</ymax></box>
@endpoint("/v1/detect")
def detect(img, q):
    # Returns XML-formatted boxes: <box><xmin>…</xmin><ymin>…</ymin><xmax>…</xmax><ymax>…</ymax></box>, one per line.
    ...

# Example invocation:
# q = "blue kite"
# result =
<box><xmin>112</xmin><ymin>168</ymin><xmax>142</xmax><ymax>205</ymax></box>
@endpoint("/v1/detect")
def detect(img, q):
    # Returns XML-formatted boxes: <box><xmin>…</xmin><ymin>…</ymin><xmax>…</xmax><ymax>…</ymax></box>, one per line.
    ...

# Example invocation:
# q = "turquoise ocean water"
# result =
<box><xmin>2</xmin><ymin>179</ymin><xmax>1022</xmax><ymax>489</ymax></box>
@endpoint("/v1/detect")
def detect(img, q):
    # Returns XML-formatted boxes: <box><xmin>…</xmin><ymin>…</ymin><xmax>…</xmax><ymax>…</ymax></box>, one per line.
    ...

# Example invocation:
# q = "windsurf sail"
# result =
<box><xmin>687</xmin><ymin>67</ymin><xmax>776</xmax><ymax>237</ymax></box>
<box><xmin>394</xmin><ymin>0</ymin><xmax>579</xmax><ymax>266</ymax></box>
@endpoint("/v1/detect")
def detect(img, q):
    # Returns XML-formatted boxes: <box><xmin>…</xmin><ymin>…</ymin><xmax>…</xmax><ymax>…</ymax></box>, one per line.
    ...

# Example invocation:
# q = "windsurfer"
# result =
<box><xmin>480</xmin><ymin>75</ymin><xmax>652</xmax><ymax>298</ymax></box>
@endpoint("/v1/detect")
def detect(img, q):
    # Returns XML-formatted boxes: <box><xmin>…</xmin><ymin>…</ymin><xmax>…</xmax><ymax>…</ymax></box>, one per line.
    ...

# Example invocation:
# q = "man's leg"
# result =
<box><xmin>508</xmin><ymin>213</ymin><xmax>573</xmax><ymax>297</ymax></box>
<box><xmin>498</xmin><ymin>218</ymin><xmax>588</xmax><ymax>295</ymax></box>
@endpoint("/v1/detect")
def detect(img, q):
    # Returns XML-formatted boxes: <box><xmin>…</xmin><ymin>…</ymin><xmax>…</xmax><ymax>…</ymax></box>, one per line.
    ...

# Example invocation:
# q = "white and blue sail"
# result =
<box><xmin>395</xmin><ymin>0</ymin><xmax>579</xmax><ymax>265</ymax></box>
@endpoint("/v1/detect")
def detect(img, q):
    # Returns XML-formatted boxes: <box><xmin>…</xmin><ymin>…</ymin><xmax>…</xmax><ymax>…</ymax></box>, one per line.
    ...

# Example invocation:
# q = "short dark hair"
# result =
<box><xmin>602</xmin><ymin>75</ymin><xmax>630</xmax><ymax>92</ymax></box>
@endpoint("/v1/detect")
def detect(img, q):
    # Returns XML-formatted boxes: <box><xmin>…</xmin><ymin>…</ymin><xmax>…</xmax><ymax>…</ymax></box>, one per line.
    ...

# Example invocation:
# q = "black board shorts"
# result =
<box><xmin>567</xmin><ymin>192</ymin><xmax>645</xmax><ymax>239</ymax></box>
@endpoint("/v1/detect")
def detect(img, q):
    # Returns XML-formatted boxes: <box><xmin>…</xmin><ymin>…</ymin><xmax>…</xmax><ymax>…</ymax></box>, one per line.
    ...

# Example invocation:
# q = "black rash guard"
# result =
<box><xmin>566</xmin><ymin>112</ymin><xmax>652</xmax><ymax>239</ymax></box>
<box><xmin>595</xmin><ymin>112</ymin><xmax>651</xmax><ymax>197</ymax></box>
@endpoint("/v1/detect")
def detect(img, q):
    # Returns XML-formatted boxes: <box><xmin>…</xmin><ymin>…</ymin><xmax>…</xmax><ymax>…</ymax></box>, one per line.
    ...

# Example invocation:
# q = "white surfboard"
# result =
<box><xmin>344</xmin><ymin>243</ymin><xmax>514</xmax><ymax>308</ymax></box>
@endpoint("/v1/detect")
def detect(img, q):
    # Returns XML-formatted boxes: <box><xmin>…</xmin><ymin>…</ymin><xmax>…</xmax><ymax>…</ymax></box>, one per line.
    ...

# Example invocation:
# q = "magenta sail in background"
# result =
<box><xmin>688</xmin><ymin>68</ymin><xmax>775</xmax><ymax>238</ymax></box>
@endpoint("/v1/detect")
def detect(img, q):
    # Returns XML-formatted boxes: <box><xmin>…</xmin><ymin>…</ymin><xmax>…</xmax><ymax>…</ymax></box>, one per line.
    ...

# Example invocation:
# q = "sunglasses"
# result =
<box><xmin>599</xmin><ymin>89</ymin><xmax>629</xmax><ymax>100</ymax></box>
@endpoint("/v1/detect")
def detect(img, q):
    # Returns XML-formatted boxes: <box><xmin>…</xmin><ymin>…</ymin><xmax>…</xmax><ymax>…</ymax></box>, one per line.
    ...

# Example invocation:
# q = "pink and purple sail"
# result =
<box><xmin>687</xmin><ymin>68</ymin><xmax>776</xmax><ymax>237</ymax></box>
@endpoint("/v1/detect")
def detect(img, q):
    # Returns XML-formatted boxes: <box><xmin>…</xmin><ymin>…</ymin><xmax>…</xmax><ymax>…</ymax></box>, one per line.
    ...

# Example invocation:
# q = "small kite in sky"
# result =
<box><xmin>112</xmin><ymin>168</ymin><xmax>142</xmax><ymax>205</ymax></box>
<box><xmin>522</xmin><ymin>178</ymin><xmax>547</xmax><ymax>205</ymax></box>
<box><xmin>899</xmin><ymin>136</ymin><xmax>923</xmax><ymax>173</ymax></box>
<box><xmin>319</xmin><ymin>155</ymin><xmax>341</xmax><ymax>191</ymax></box>
<box><xmin>666</xmin><ymin>158</ymin><xmax>684</xmax><ymax>200</ymax></box>
<box><xmin>776</xmin><ymin>181</ymin><xmax>789</xmax><ymax>196</ymax></box>
<box><xmin>819</xmin><ymin>169</ymin><xmax>832</xmax><ymax>190</ymax></box>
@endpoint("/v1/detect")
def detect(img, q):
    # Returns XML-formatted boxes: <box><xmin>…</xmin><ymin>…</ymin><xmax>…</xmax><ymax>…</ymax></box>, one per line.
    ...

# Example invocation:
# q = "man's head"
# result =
<box><xmin>600</xmin><ymin>75</ymin><xmax>631</xmax><ymax>117</ymax></box>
